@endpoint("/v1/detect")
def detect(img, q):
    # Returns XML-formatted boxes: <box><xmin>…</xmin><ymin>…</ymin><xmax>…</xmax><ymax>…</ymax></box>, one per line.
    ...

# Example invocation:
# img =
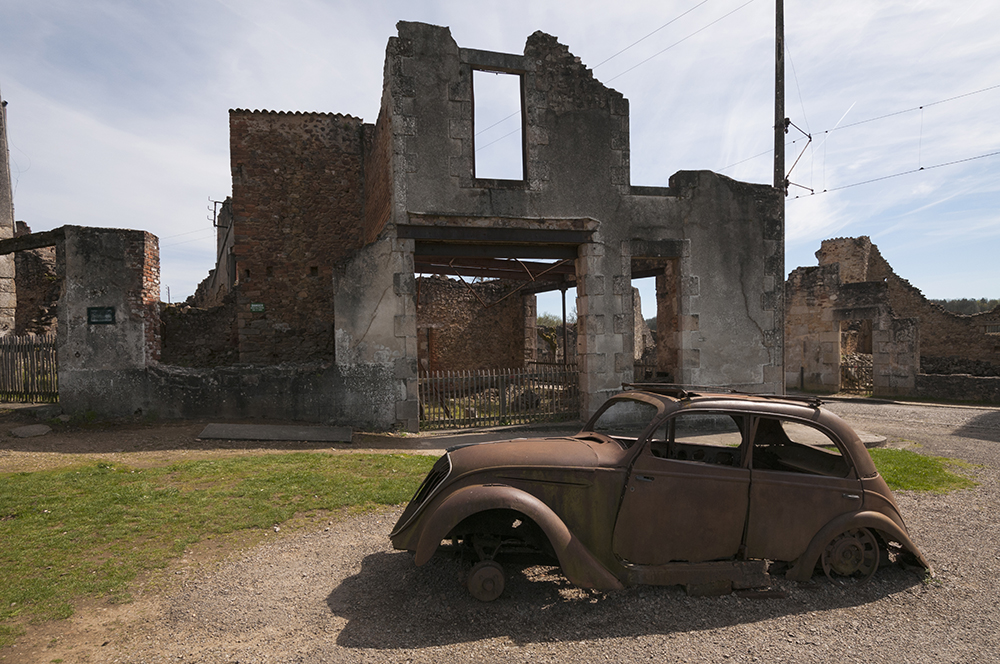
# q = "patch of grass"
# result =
<box><xmin>0</xmin><ymin>453</ymin><xmax>437</xmax><ymax>646</ymax></box>
<box><xmin>869</xmin><ymin>448</ymin><xmax>977</xmax><ymax>492</ymax></box>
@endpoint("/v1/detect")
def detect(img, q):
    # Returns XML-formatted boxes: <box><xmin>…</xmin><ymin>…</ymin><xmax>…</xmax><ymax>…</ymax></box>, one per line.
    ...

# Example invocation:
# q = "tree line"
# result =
<box><xmin>930</xmin><ymin>298</ymin><xmax>1000</xmax><ymax>315</ymax></box>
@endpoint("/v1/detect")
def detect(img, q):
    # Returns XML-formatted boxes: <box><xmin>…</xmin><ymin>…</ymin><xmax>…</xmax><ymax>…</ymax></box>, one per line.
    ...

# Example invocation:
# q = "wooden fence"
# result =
<box><xmin>0</xmin><ymin>335</ymin><xmax>58</xmax><ymax>402</ymax></box>
<box><xmin>419</xmin><ymin>365</ymin><xmax>579</xmax><ymax>429</ymax></box>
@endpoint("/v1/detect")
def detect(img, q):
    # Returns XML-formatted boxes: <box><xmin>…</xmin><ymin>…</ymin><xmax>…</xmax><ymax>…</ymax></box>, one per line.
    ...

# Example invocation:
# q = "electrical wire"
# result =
<box><xmin>591</xmin><ymin>0</ymin><xmax>709</xmax><ymax>70</ymax></box>
<box><xmin>790</xmin><ymin>149</ymin><xmax>1000</xmax><ymax>199</ymax></box>
<box><xmin>606</xmin><ymin>0</ymin><xmax>759</xmax><ymax>83</ymax></box>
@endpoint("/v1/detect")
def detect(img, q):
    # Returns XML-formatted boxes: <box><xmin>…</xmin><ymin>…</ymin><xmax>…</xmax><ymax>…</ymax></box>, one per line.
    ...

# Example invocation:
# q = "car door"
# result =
<box><xmin>744</xmin><ymin>416</ymin><xmax>864</xmax><ymax>561</ymax></box>
<box><xmin>612</xmin><ymin>411</ymin><xmax>750</xmax><ymax>565</ymax></box>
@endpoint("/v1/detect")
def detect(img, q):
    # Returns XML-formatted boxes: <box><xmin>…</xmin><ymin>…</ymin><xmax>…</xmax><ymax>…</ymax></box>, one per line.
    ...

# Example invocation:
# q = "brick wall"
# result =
<box><xmin>129</xmin><ymin>230</ymin><xmax>161</xmax><ymax>363</ymax></box>
<box><xmin>416</xmin><ymin>276</ymin><xmax>525</xmax><ymax>372</ymax></box>
<box><xmin>229</xmin><ymin>110</ymin><xmax>368</xmax><ymax>364</ymax></box>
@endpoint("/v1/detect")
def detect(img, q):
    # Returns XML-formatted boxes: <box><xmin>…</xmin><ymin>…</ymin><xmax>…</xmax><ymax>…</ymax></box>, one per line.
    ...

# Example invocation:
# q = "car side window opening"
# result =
<box><xmin>649</xmin><ymin>412</ymin><xmax>746</xmax><ymax>467</ymax></box>
<box><xmin>750</xmin><ymin>417</ymin><xmax>851</xmax><ymax>478</ymax></box>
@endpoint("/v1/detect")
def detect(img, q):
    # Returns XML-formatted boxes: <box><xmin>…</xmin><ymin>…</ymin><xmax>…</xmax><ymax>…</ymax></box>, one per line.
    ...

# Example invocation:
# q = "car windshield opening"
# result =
<box><xmin>587</xmin><ymin>398</ymin><xmax>658</xmax><ymax>447</ymax></box>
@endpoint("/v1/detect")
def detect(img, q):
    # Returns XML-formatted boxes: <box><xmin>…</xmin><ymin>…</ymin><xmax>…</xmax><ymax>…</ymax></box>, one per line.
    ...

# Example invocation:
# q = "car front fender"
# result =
<box><xmin>413</xmin><ymin>484</ymin><xmax>624</xmax><ymax>591</ymax></box>
<box><xmin>785</xmin><ymin>510</ymin><xmax>934</xmax><ymax>582</ymax></box>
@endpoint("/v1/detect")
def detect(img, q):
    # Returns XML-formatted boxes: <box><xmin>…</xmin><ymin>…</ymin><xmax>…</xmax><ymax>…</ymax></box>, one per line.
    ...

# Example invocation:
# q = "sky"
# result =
<box><xmin>1</xmin><ymin>0</ymin><xmax>998</xmax><ymax>318</ymax></box>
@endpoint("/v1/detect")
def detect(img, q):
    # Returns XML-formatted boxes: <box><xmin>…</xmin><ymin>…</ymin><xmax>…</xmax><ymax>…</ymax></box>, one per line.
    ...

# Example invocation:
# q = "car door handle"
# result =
<box><xmin>636</xmin><ymin>475</ymin><xmax>655</xmax><ymax>482</ymax></box>
<box><xmin>842</xmin><ymin>493</ymin><xmax>860</xmax><ymax>500</ymax></box>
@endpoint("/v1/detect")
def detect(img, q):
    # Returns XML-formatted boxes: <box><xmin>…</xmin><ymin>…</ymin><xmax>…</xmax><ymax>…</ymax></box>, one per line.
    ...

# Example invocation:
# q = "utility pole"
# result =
<box><xmin>773</xmin><ymin>1</ymin><xmax>787</xmax><ymax>394</ymax></box>
<box><xmin>0</xmin><ymin>85</ymin><xmax>15</xmax><ymax>335</ymax></box>
<box><xmin>774</xmin><ymin>0</ymin><xmax>786</xmax><ymax>194</ymax></box>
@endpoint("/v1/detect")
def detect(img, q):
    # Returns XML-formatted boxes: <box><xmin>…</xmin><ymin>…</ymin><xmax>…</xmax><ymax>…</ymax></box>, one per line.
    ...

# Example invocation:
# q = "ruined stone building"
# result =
<box><xmin>179</xmin><ymin>21</ymin><xmax>784</xmax><ymax>429</ymax></box>
<box><xmin>786</xmin><ymin>236</ymin><xmax>1000</xmax><ymax>402</ymax></box>
<box><xmin>0</xmin><ymin>23</ymin><xmax>784</xmax><ymax>427</ymax></box>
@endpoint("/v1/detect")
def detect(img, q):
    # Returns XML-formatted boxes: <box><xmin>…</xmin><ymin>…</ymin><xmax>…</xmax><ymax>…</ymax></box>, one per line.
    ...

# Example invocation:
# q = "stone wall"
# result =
<box><xmin>415</xmin><ymin>275</ymin><xmax>525</xmax><ymax>372</ymax></box>
<box><xmin>819</xmin><ymin>236</ymin><xmax>1000</xmax><ymax>371</ymax></box>
<box><xmin>159</xmin><ymin>295</ymin><xmax>239</xmax><ymax>367</ymax></box>
<box><xmin>13</xmin><ymin>221</ymin><xmax>60</xmax><ymax>336</ymax></box>
<box><xmin>915</xmin><ymin>373</ymin><xmax>1000</xmax><ymax>404</ymax></box>
<box><xmin>229</xmin><ymin>110</ymin><xmax>368</xmax><ymax>364</ymax></box>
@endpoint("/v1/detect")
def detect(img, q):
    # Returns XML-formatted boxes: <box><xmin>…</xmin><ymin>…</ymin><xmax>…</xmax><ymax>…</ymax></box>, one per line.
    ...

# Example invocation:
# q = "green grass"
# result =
<box><xmin>869</xmin><ymin>448</ymin><xmax>977</xmax><ymax>492</ymax></box>
<box><xmin>0</xmin><ymin>453</ymin><xmax>436</xmax><ymax>646</ymax></box>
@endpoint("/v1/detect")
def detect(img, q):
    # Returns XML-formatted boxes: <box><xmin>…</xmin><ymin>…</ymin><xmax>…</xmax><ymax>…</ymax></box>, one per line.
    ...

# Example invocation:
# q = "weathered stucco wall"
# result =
<box><xmin>57</xmin><ymin>226</ymin><xmax>161</xmax><ymax>414</ymax></box>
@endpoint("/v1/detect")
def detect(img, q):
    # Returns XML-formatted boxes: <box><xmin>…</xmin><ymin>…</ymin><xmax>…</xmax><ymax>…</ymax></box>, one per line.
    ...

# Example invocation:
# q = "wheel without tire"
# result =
<box><xmin>821</xmin><ymin>527</ymin><xmax>879</xmax><ymax>582</ymax></box>
<box><xmin>467</xmin><ymin>560</ymin><xmax>505</xmax><ymax>602</ymax></box>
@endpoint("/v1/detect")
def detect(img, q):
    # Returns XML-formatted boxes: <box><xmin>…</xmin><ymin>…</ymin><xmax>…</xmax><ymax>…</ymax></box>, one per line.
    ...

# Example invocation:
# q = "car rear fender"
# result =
<box><xmin>785</xmin><ymin>510</ymin><xmax>933</xmax><ymax>582</ymax></box>
<box><xmin>414</xmin><ymin>484</ymin><xmax>624</xmax><ymax>591</ymax></box>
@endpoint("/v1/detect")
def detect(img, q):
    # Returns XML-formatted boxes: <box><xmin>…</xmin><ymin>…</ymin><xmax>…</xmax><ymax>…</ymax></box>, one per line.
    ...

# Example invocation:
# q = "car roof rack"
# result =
<box><xmin>622</xmin><ymin>383</ymin><xmax>823</xmax><ymax>408</ymax></box>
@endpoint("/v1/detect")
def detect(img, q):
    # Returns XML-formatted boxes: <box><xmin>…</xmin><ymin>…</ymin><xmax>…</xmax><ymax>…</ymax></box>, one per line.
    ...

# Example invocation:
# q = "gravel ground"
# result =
<box><xmin>5</xmin><ymin>400</ymin><xmax>1000</xmax><ymax>663</ymax></box>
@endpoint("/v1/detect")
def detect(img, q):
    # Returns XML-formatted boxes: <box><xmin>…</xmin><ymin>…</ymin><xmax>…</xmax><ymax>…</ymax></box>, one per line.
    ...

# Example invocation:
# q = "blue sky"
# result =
<box><xmin>2</xmin><ymin>0</ymin><xmax>998</xmax><ymax>317</ymax></box>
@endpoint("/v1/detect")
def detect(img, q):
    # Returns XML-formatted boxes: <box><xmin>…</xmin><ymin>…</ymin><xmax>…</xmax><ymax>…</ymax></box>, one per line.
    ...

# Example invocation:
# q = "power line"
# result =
<box><xmin>789</xmin><ymin>149</ymin><xmax>1000</xmax><ymax>199</ymax></box>
<box><xmin>606</xmin><ymin>0</ymin><xmax>759</xmax><ymax>83</ymax></box>
<box><xmin>592</xmin><ymin>0</ymin><xmax>709</xmax><ymax>70</ymax></box>
<box><xmin>720</xmin><ymin>82</ymin><xmax>1000</xmax><ymax>172</ymax></box>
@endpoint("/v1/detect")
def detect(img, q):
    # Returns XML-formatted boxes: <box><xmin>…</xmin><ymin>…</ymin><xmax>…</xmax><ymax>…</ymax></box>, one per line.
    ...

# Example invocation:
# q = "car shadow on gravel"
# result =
<box><xmin>327</xmin><ymin>551</ymin><xmax>926</xmax><ymax>649</ymax></box>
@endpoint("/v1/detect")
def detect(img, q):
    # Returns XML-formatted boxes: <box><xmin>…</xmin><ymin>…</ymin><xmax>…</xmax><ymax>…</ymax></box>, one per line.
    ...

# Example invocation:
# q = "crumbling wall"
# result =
<box><xmin>13</xmin><ymin>221</ymin><xmax>60</xmax><ymax>336</ymax></box>
<box><xmin>785</xmin><ymin>263</ymin><xmax>841</xmax><ymax>391</ymax></box>
<box><xmin>415</xmin><ymin>276</ymin><xmax>524</xmax><ymax>372</ymax></box>
<box><xmin>159</xmin><ymin>295</ymin><xmax>239</xmax><ymax>367</ymax></box>
<box><xmin>229</xmin><ymin>110</ymin><xmax>368</xmax><ymax>364</ymax></box>
<box><xmin>818</xmin><ymin>237</ymin><xmax>1000</xmax><ymax>373</ymax></box>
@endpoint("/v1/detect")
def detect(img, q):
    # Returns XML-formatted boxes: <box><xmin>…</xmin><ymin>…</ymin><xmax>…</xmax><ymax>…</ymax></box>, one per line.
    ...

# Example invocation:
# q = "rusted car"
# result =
<box><xmin>391</xmin><ymin>385</ymin><xmax>932</xmax><ymax>600</ymax></box>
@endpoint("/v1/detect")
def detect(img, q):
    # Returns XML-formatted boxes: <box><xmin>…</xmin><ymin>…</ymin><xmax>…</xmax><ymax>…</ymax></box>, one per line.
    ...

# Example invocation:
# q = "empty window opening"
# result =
<box><xmin>473</xmin><ymin>70</ymin><xmax>524</xmax><ymax>180</ymax></box>
<box><xmin>535</xmin><ymin>286</ymin><xmax>578</xmax><ymax>366</ymax></box>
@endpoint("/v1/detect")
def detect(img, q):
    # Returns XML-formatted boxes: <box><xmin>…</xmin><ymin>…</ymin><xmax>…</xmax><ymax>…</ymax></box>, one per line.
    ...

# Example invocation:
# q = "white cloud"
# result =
<box><xmin>1</xmin><ymin>0</ymin><xmax>998</xmax><ymax>300</ymax></box>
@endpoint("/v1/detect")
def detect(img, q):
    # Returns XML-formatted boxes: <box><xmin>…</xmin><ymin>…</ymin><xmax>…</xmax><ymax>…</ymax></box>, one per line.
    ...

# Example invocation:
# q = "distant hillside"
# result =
<box><xmin>930</xmin><ymin>298</ymin><xmax>1000</xmax><ymax>315</ymax></box>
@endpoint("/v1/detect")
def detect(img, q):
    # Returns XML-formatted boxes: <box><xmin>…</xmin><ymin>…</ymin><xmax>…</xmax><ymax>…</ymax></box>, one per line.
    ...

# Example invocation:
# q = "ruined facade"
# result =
<box><xmin>786</xmin><ymin>236</ymin><xmax>1000</xmax><ymax>401</ymax></box>
<box><xmin>181</xmin><ymin>21</ymin><xmax>784</xmax><ymax>429</ymax></box>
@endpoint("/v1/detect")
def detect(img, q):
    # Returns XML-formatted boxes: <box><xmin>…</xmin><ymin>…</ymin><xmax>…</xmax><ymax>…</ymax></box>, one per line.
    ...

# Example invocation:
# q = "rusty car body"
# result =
<box><xmin>390</xmin><ymin>385</ymin><xmax>932</xmax><ymax>600</ymax></box>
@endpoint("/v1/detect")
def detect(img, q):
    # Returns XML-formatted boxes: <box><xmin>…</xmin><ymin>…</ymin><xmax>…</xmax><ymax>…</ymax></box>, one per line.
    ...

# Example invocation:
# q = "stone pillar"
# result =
<box><xmin>0</xmin><ymin>91</ymin><xmax>15</xmax><ymax>334</ymax></box>
<box><xmin>576</xmin><ymin>240</ymin><xmax>632</xmax><ymax>419</ymax></box>
<box><xmin>333</xmin><ymin>235</ymin><xmax>419</xmax><ymax>431</ymax></box>
<box><xmin>873</xmin><ymin>317</ymin><xmax>919</xmax><ymax>398</ymax></box>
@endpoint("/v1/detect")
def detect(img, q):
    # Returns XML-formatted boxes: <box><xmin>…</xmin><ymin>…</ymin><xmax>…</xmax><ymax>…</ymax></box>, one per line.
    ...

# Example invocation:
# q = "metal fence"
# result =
<box><xmin>0</xmin><ymin>334</ymin><xmax>58</xmax><ymax>402</ymax></box>
<box><xmin>419</xmin><ymin>365</ymin><xmax>579</xmax><ymax>429</ymax></box>
<box><xmin>840</xmin><ymin>352</ymin><xmax>874</xmax><ymax>395</ymax></box>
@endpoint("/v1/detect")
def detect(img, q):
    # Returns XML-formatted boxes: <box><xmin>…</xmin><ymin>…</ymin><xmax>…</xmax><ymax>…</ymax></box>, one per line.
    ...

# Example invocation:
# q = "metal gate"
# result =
<box><xmin>419</xmin><ymin>365</ymin><xmax>579</xmax><ymax>429</ymax></box>
<box><xmin>840</xmin><ymin>352</ymin><xmax>873</xmax><ymax>395</ymax></box>
<box><xmin>0</xmin><ymin>334</ymin><xmax>58</xmax><ymax>402</ymax></box>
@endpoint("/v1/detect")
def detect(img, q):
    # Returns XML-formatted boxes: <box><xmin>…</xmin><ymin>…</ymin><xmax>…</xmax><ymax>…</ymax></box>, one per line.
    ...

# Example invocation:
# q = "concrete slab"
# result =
<box><xmin>10</xmin><ymin>424</ymin><xmax>52</xmax><ymax>438</ymax></box>
<box><xmin>198</xmin><ymin>423</ymin><xmax>352</xmax><ymax>443</ymax></box>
